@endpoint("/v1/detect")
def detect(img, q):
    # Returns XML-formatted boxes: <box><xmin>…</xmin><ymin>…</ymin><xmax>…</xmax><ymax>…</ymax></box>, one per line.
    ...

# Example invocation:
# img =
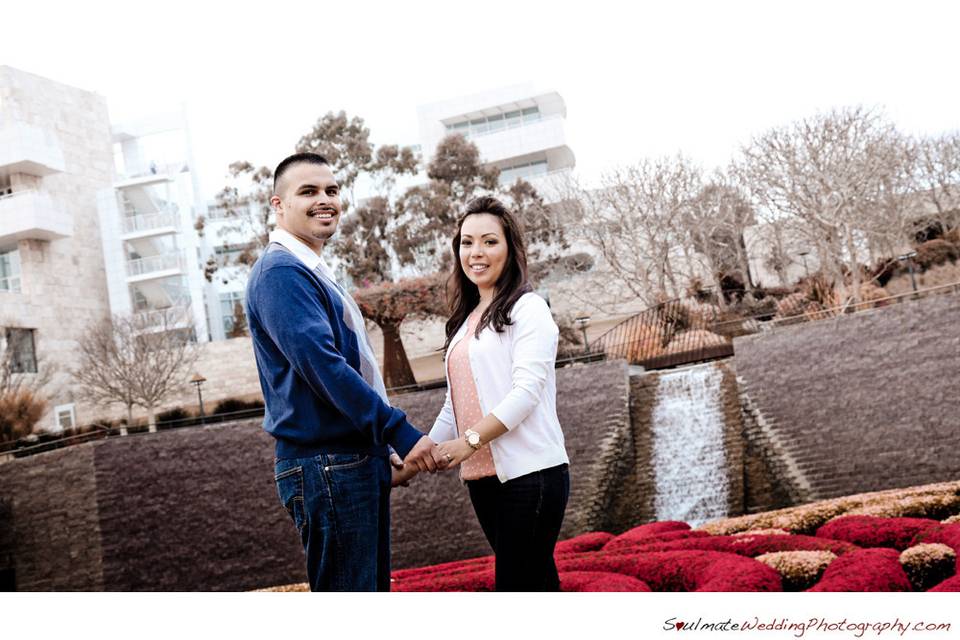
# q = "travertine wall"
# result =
<box><xmin>733</xmin><ymin>291</ymin><xmax>960</xmax><ymax>500</ymax></box>
<box><xmin>0</xmin><ymin>66</ymin><xmax>115</xmax><ymax>430</ymax></box>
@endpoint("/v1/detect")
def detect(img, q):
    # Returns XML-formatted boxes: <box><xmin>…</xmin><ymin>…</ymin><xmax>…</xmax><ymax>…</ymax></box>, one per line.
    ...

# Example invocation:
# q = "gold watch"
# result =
<box><xmin>464</xmin><ymin>429</ymin><xmax>482</xmax><ymax>450</ymax></box>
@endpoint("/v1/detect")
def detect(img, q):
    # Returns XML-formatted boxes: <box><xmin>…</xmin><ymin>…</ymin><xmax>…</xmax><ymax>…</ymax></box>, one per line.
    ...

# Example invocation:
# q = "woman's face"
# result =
<box><xmin>459</xmin><ymin>213</ymin><xmax>509</xmax><ymax>293</ymax></box>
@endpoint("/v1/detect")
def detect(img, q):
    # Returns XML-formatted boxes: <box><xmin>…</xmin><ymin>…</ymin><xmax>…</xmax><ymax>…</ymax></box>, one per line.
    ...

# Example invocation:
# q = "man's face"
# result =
<box><xmin>271</xmin><ymin>162</ymin><xmax>341</xmax><ymax>251</ymax></box>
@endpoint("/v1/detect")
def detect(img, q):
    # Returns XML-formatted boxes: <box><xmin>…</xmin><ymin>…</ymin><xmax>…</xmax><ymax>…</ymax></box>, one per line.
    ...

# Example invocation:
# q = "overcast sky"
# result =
<box><xmin>3</xmin><ymin>0</ymin><xmax>958</xmax><ymax>200</ymax></box>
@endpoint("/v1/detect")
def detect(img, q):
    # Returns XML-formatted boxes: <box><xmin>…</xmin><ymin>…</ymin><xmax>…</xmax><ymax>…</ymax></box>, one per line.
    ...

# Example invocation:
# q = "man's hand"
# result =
<box><xmin>403</xmin><ymin>435</ymin><xmax>443</xmax><ymax>473</ymax></box>
<box><xmin>389</xmin><ymin>452</ymin><xmax>411</xmax><ymax>487</ymax></box>
<box><xmin>391</xmin><ymin>463</ymin><xmax>418</xmax><ymax>488</ymax></box>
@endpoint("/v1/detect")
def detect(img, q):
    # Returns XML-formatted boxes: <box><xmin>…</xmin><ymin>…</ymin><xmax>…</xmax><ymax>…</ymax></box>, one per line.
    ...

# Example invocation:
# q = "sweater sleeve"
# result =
<box><xmin>428</xmin><ymin>386</ymin><xmax>458</xmax><ymax>443</ymax></box>
<box><xmin>252</xmin><ymin>265</ymin><xmax>423</xmax><ymax>458</ymax></box>
<box><xmin>489</xmin><ymin>295</ymin><xmax>558</xmax><ymax>430</ymax></box>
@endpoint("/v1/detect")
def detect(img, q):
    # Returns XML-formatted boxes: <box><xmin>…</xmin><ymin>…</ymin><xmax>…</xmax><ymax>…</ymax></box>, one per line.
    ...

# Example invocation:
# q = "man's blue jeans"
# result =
<box><xmin>274</xmin><ymin>453</ymin><xmax>392</xmax><ymax>591</ymax></box>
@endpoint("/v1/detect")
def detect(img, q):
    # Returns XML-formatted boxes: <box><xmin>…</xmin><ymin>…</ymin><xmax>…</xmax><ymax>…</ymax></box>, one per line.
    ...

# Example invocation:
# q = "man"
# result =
<box><xmin>246</xmin><ymin>152</ymin><xmax>441</xmax><ymax>591</ymax></box>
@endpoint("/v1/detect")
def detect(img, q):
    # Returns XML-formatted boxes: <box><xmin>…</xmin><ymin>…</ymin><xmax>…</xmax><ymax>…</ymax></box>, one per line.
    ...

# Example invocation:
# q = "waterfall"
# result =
<box><xmin>650</xmin><ymin>363</ymin><xmax>729</xmax><ymax>526</ymax></box>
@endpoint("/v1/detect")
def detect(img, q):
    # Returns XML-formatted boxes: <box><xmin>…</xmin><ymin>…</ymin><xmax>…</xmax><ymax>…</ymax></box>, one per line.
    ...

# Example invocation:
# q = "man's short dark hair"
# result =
<box><xmin>273</xmin><ymin>152</ymin><xmax>330</xmax><ymax>194</ymax></box>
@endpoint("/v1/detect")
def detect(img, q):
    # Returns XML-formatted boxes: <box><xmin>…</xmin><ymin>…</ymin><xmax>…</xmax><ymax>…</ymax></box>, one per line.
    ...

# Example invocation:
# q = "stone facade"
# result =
<box><xmin>734</xmin><ymin>291</ymin><xmax>960</xmax><ymax>500</ymax></box>
<box><xmin>0</xmin><ymin>66</ymin><xmax>115</xmax><ymax>430</ymax></box>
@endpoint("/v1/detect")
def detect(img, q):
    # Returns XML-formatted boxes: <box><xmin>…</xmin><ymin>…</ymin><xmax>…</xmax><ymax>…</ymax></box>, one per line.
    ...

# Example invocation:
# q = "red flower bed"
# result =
<box><xmin>559</xmin><ymin>571</ymin><xmax>651</xmax><ymax>592</ymax></box>
<box><xmin>928</xmin><ymin>575</ymin><xmax>960</xmax><ymax>592</ymax></box>
<box><xmin>393</xmin><ymin>567</ymin><xmax>496</xmax><ymax>592</ymax></box>
<box><xmin>557</xmin><ymin>550</ymin><xmax>782</xmax><ymax>592</ymax></box>
<box><xmin>392</xmin><ymin>555</ymin><xmax>493</xmax><ymax>583</ymax></box>
<box><xmin>807</xmin><ymin>548</ymin><xmax>912</xmax><ymax>592</ymax></box>
<box><xmin>816</xmin><ymin>516</ymin><xmax>941</xmax><ymax>550</ymax></box>
<box><xmin>390</xmin><ymin>516</ymin><xmax>960</xmax><ymax>592</ymax></box>
<box><xmin>626</xmin><ymin>533</ymin><xmax>858</xmax><ymax>557</ymax></box>
<box><xmin>603</xmin><ymin>529</ymin><xmax>708</xmax><ymax>552</ymax></box>
<box><xmin>555</xmin><ymin>531</ymin><xmax>616</xmax><ymax>554</ymax></box>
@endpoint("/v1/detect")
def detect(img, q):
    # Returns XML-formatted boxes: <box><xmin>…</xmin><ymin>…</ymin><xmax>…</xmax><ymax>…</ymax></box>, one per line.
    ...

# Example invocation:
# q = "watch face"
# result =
<box><xmin>468</xmin><ymin>432</ymin><xmax>481</xmax><ymax>445</ymax></box>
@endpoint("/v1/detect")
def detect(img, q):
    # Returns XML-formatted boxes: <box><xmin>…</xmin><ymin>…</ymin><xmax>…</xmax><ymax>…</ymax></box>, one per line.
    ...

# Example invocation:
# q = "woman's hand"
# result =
<box><xmin>435</xmin><ymin>437</ymin><xmax>476</xmax><ymax>468</ymax></box>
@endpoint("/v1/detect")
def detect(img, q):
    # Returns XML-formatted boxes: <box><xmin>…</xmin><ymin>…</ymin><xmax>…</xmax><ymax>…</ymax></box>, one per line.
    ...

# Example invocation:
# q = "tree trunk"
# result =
<box><xmin>379</xmin><ymin>320</ymin><xmax>417</xmax><ymax>390</ymax></box>
<box><xmin>122</xmin><ymin>403</ymin><xmax>133</xmax><ymax>436</ymax></box>
<box><xmin>147</xmin><ymin>406</ymin><xmax>157</xmax><ymax>433</ymax></box>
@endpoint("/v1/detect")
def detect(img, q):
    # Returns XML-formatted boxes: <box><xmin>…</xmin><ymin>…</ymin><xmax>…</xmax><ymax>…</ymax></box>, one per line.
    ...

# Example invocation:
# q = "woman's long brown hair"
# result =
<box><xmin>444</xmin><ymin>196</ymin><xmax>533</xmax><ymax>350</ymax></box>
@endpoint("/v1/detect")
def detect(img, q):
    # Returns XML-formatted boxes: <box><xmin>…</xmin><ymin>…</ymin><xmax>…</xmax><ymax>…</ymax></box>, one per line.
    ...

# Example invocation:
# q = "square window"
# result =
<box><xmin>5</xmin><ymin>328</ymin><xmax>37</xmax><ymax>374</ymax></box>
<box><xmin>54</xmin><ymin>404</ymin><xmax>76</xmax><ymax>431</ymax></box>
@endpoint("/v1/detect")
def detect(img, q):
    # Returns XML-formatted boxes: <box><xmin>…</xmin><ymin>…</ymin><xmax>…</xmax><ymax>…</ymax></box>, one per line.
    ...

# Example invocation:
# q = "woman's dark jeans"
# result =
<box><xmin>467</xmin><ymin>463</ymin><xmax>570</xmax><ymax>591</ymax></box>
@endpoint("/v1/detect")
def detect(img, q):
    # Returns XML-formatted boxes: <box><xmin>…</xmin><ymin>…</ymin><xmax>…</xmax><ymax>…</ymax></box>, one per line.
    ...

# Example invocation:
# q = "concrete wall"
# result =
<box><xmin>733</xmin><ymin>291</ymin><xmax>960</xmax><ymax>500</ymax></box>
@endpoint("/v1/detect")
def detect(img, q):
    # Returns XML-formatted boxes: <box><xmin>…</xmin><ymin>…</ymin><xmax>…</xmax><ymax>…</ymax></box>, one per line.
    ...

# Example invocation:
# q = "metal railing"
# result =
<box><xmin>446</xmin><ymin>113</ymin><xmax>562</xmax><ymax>141</ymax></box>
<box><xmin>126</xmin><ymin>250</ymin><xmax>186</xmax><ymax>277</ymax></box>
<box><xmin>133</xmin><ymin>304</ymin><xmax>193</xmax><ymax>329</ymax></box>
<box><xmin>589</xmin><ymin>296</ymin><xmax>733</xmax><ymax>370</ymax></box>
<box><xmin>121</xmin><ymin>207</ymin><xmax>180</xmax><ymax>234</ymax></box>
<box><xmin>590</xmin><ymin>280</ymin><xmax>960</xmax><ymax>371</ymax></box>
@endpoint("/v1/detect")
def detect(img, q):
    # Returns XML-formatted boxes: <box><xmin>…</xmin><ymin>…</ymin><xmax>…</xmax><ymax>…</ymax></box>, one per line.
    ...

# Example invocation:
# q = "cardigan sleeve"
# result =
<box><xmin>252</xmin><ymin>264</ymin><xmax>423</xmax><ymax>458</ymax></box>
<box><xmin>489</xmin><ymin>294</ymin><xmax>558</xmax><ymax>430</ymax></box>
<box><xmin>428</xmin><ymin>387</ymin><xmax>458</xmax><ymax>443</ymax></box>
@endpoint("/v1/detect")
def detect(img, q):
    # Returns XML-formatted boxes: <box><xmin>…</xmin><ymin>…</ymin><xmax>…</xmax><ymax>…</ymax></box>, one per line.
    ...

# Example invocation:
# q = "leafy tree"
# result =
<box><xmin>209</xmin><ymin>116</ymin><xmax>568</xmax><ymax>388</ymax></box>
<box><xmin>351</xmin><ymin>275</ymin><xmax>447</xmax><ymax>389</ymax></box>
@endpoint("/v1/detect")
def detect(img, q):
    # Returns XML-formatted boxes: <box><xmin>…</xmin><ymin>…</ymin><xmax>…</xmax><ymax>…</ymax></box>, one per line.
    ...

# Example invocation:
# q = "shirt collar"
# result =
<box><xmin>269</xmin><ymin>228</ymin><xmax>329</xmax><ymax>274</ymax></box>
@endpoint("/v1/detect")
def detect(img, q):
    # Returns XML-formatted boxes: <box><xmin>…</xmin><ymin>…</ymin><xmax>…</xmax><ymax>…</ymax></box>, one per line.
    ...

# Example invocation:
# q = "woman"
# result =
<box><xmin>403</xmin><ymin>195</ymin><xmax>570</xmax><ymax>591</ymax></box>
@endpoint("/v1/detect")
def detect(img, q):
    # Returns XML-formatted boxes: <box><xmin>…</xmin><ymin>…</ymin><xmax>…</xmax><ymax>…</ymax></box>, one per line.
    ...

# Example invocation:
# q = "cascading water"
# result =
<box><xmin>650</xmin><ymin>362</ymin><xmax>729</xmax><ymax>526</ymax></box>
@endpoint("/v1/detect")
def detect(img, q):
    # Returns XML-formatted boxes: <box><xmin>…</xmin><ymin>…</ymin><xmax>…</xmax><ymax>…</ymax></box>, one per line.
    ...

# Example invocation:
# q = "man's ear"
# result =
<box><xmin>269</xmin><ymin>194</ymin><xmax>282</xmax><ymax>214</ymax></box>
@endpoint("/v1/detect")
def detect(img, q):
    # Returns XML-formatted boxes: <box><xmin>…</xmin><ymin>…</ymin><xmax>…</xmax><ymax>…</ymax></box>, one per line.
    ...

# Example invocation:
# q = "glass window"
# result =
<box><xmin>522</xmin><ymin>107</ymin><xmax>541</xmax><ymax>124</ymax></box>
<box><xmin>5</xmin><ymin>328</ymin><xmax>37</xmax><ymax>373</ymax></box>
<box><xmin>0</xmin><ymin>248</ymin><xmax>21</xmax><ymax>293</ymax></box>
<box><xmin>220</xmin><ymin>291</ymin><xmax>246</xmax><ymax>335</ymax></box>
<box><xmin>55</xmin><ymin>404</ymin><xmax>76</xmax><ymax>431</ymax></box>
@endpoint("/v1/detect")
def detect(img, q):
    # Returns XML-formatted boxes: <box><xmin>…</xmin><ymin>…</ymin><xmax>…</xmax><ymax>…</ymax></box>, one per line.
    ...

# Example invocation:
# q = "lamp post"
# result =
<box><xmin>898</xmin><ymin>251</ymin><xmax>918</xmax><ymax>293</ymax></box>
<box><xmin>190</xmin><ymin>373</ymin><xmax>207</xmax><ymax>423</ymax></box>
<box><xmin>575</xmin><ymin>315</ymin><xmax>591</xmax><ymax>354</ymax></box>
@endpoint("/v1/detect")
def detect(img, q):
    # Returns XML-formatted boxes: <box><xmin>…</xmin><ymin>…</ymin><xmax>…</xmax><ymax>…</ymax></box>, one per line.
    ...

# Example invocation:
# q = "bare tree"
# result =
<box><xmin>915</xmin><ymin>132</ymin><xmax>960</xmax><ymax>236</ymax></box>
<box><xmin>556</xmin><ymin>156</ymin><xmax>703</xmax><ymax>312</ymax></box>
<box><xmin>682</xmin><ymin>174</ymin><xmax>758</xmax><ymax>302</ymax></box>
<box><xmin>74</xmin><ymin>311</ymin><xmax>198</xmax><ymax>432</ymax></box>
<box><xmin>734</xmin><ymin>107</ymin><xmax>914</xmax><ymax>302</ymax></box>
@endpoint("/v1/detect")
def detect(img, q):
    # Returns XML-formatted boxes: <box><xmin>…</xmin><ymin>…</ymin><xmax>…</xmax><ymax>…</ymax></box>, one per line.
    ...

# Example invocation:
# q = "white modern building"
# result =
<box><xmin>417</xmin><ymin>83</ymin><xmax>576</xmax><ymax>195</ymax></box>
<box><xmin>96</xmin><ymin>110</ymin><xmax>211</xmax><ymax>342</ymax></box>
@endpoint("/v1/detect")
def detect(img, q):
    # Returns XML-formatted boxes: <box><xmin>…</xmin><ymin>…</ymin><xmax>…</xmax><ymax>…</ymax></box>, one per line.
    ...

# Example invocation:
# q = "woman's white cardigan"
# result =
<box><xmin>428</xmin><ymin>292</ymin><xmax>569</xmax><ymax>482</ymax></box>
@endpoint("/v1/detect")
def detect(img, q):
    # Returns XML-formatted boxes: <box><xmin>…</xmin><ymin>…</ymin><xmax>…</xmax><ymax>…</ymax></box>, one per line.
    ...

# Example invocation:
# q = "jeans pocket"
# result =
<box><xmin>275</xmin><ymin>465</ymin><xmax>306</xmax><ymax>533</ymax></box>
<box><xmin>323</xmin><ymin>453</ymin><xmax>371</xmax><ymax>471</ymax></box>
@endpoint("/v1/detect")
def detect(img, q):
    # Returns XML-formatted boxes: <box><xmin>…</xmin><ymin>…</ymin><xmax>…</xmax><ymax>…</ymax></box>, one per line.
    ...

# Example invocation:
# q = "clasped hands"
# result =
<box><xmin>390</xmin><ymin>434</ymin><xmax>477</xmax><ymax>487</ymax></box>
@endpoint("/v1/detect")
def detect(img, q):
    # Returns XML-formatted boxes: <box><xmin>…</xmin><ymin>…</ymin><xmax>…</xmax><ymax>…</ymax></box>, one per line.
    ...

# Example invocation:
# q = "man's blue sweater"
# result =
<box><xmin>245</xmin><ymin>245</ymin><xmax>423</xmax><ymax>460</ymax></box>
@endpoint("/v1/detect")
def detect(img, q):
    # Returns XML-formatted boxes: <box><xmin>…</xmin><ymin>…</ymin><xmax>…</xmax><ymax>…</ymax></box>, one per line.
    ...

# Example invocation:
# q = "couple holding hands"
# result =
<box><xmin>247</xmin><ymin>152</ymin><xmax>569</xmax><ymax>592</ymax></box>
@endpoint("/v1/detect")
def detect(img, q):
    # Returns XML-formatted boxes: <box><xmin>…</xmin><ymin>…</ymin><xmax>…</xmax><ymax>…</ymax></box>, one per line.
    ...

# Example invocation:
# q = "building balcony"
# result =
<box><xmin>0</xmin><ymin>123</ymin><xmax>66</xmax><ymax>176</ymax></box>
<box><xmin>468</xmin><ymin>116</ymin><xmax>575</xmax><ymax>169</ymax></box>
<box><xmin>125</xmin><ymin>250</ymin><xmax>186</xmax><ymax>281</ymax></box>
<box><xmin>133</xmin><ymin>304</ymin><xmax>194</xmax><ymax>331</ymax></box>
<box><xmin>0</xmin><ymin>190</ymin><xmax>72</xmax><ymax>243</ymax></box>
<box><xmin>120</xmin><ymin>206</ymin><xmax>180</xmax><ymax>238</ymax></box>
<box><xmin>114</xmin><ymin>162</ymin><xmax>184</xmax><ymax>189</ymax></box>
